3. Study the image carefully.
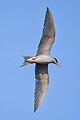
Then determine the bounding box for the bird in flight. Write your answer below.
[21,7,60,112]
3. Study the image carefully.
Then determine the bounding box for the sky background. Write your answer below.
[0,0,80,120]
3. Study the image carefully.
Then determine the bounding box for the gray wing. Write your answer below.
[36,7,55,55]
[34,64,49,112]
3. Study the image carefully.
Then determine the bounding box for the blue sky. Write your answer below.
[0,0,80,120]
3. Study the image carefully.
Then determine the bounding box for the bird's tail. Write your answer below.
[20,56,32,67]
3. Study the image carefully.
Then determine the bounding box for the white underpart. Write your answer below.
[27,55,53,64]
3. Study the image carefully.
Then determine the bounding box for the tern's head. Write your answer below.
[52,57,60,67]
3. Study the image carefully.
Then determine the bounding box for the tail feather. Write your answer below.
[20,56,32,67]
[20,62,31,67]
[22,56,32,59]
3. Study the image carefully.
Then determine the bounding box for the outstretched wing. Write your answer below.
[36,7,55,55]
[34,64,49,112]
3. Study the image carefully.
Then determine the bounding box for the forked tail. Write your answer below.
[20,56,32,67]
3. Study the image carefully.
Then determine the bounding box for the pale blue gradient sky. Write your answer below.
[0,0,80,120]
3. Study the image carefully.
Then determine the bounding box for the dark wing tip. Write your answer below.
[47,7,49,11]
[34,105,37,112]
[46,7,51,14]
[34,108,36,112]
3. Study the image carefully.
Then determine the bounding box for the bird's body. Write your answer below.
[26,55,53,64]
[21,7,60,112]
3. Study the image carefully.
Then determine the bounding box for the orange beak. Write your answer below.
[56,62,61,67]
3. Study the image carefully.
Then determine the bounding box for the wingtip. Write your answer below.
[34,106,37,112]
[47,7,49,10]
[46,7,52,17]
[34,109,36,113]
[46,7,50,12]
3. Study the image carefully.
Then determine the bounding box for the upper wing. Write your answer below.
[36,7,55,55]
[34,64,49,112]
